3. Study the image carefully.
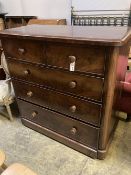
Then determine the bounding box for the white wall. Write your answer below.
[72,0,131,16]
[72,0,131,10]
[0,0,71,23]
[0,0,130,23]
[0,0,23,15]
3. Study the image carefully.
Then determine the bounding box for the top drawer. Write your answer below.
[2,38,45,63]
[46,42,105,75]
[2,39,106,75]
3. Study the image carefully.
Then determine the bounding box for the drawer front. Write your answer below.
[2,38,45,63]
[46,42,105,75]
[13,80,102,126]
[17,99,99,149]
[8,59,103,101]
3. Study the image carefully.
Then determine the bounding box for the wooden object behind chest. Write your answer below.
[0,25,130,159]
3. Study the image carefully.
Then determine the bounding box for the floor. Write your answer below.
[0,106,131,175]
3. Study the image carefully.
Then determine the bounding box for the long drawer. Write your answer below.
[2,38,45,63]
[46,42,105,75]
[17,99,99,149]
[13,79,102,126]
[7,59,104,102]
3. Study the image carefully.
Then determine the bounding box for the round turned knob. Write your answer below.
[18,48,25,55]
[24,69,30,75]
[69,81,77,89]
[27,91,33,97]
[31,111,38,118]
[69,56,76,63]
[70,105,76,113]
[70,127,77,135]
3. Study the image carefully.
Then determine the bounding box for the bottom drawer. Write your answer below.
[17,99,99,149]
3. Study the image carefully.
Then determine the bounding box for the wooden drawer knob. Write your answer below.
[31,111,38,118]
[24,69,30,75]
[69,56,76,63]
[18,48,25,55]
[70,127,77,135]
[27,91,33,97]
[70,105,76,113]
[69,81,77,88]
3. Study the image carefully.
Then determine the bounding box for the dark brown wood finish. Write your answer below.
[46,42,105,75]
[5,16,37,29]
[3,38,106,75]
[0,25,130,159]
[22,118,98,158]
[18,99,99,149]
[99,43,130,153]
[7,59,104,102]
[0,25,130,46]
[2,38,45,63]
[12,79,102,126]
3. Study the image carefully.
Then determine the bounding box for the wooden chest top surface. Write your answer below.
[0,25,130,46]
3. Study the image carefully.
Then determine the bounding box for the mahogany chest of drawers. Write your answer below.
[0,25,130,159]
